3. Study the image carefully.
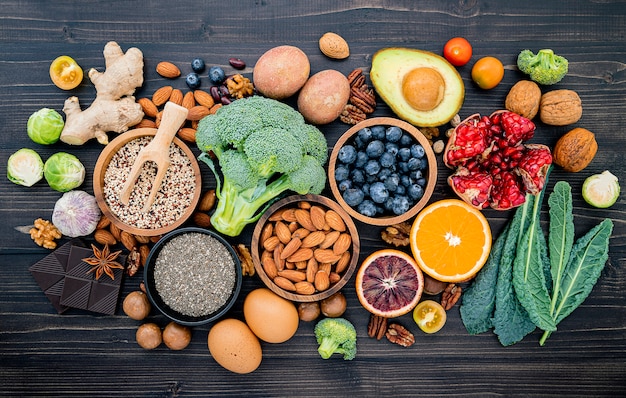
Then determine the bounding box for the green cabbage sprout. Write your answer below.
[27,108,65,145]
[7,148,44,187]
[44,152,85,192]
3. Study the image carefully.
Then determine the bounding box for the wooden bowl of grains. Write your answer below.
[93,128,202,236]
[143,227,243,326]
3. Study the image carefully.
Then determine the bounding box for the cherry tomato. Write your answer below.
[413,300,447,334]
[49,55,83,90]
[443,37,472,67]
[471,56,504,89]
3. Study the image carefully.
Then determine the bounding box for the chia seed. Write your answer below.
[103,136,196,230]
[153,232,236,317]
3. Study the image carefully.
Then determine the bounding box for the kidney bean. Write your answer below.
[229,58,246,70]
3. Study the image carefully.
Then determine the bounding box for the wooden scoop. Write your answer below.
[119,101,189,212]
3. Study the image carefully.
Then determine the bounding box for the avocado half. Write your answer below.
[370,47,465,127]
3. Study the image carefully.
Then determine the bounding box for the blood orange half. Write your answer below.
[355,249,424,318]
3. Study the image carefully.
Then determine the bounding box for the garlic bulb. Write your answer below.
[52,190,101,237]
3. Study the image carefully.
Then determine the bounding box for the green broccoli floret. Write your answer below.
[195,96,329,237]
[517,49,568,85]
[314,318,357,361]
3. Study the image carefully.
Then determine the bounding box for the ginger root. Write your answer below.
[60,41,145,145]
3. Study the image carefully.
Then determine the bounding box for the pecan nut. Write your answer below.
[367,313,388,340]
[440,283,462,310]
[385,323,415,347]
[339,104,367,125]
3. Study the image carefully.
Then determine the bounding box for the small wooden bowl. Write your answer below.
[93,128,202,237]
[328,117,437,226]
[251,194,360,302]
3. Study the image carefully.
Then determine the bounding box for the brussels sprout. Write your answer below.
[582,170,620,208]
[27,108,65,145]
[44,152,85,192]
[7,148,44,187]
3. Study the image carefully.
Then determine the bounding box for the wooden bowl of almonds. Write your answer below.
[93,128,202,237]
[251,194,360,302]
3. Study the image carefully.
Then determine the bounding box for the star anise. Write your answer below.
[83,244,124,280]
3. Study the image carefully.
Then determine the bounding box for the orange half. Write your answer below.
[410,199,491,282]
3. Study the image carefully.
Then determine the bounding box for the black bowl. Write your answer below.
[143,227,242,326]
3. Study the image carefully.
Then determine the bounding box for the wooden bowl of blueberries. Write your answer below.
[328,117,437,226]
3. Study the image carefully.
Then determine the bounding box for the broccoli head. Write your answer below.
[314,317,357,360]
[517,49,568,85]
[195,96,329,237]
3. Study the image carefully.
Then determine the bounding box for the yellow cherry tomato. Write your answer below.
[49,55,83,90]
[413,300,447,334]
[471,56,504,89]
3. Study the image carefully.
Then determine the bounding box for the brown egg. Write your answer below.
[243,288,299,343]
[208,318,262,374]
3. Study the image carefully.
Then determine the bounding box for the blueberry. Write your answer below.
[343,188,365,207]
[362,183,370,196]
[369,182,389,204]
[385,142,399,156]
[355,151,369,168]
[208,66,226,85]
[386,126,403,142]
[395,184,406,196]
[185,73,201,89]
[334,165,350,182]
[357,200,378,217]
[366,173,379,184]
[350,168,365,185]
[337,145,357,164]
[371,125,386,140]
[416,177,427,187]
[391,196,411,215]
[400,174,412,187]
[410,144,426,158]
[383,173,400,192]
[398,161,409,173]
[191,58,206,73]
[410,170,423,181]
[338,179,352,192]
[378,167,392,181]
[408,184,424,200]
[399,134,414,147]
[398,147,411,162]
[380,151,396,168]
[419,157,429,170]
[407,157,421,171]
[357,127,373,143]
[366,140,385,158]
[364,159,381,176]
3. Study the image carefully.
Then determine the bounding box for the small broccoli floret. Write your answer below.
[517,49,568,85]
[195,96,328,237]
[314,318,357,360]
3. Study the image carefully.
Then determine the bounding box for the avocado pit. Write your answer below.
[402,67,445,112]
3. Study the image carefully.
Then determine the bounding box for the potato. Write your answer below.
[253,45,310,100]
[297,69,350,125]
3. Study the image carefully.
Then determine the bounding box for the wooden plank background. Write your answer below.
[1,1,625,396]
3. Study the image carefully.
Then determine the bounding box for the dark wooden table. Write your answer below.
[1,1,625,397]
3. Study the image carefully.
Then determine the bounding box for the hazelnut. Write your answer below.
[320,291,347,318]
[297,301,321,322]
[162,322,192,350]
[136,323,162,350]
[122,291,151,320]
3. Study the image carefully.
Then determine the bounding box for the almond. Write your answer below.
[209,103,222,115]
[197,190,216,212]
[301,230,326,248]
[314,248,342,264]
[294,260,308,270]
[187,105,210,121]
[335,251,351,274]
[94,229,116,246]
[329,272,341,284]
[278,269,307,282]
[318,262,332,274]
[180,91,194,109]
[314,270,331,291]
[269,209,286,222]
[294,281,316,295]
[280,237,302,260]
[273,244,285,271]
[306,257,318,283]
[333,233,352,255]
[152,86,173,106]
[260,223,274,245]
[139,244,151,266]
[319,32,350,60]
[273,276,296,291]
[156,61,181,78]
[295,209,316,231]
[309,206,327,230]
[95,215,111,230]
[273,221,291,244]
[177,127,196,143]
[319,230,340,249]
[291,227,310,239]
[135,235,151,244]
[135,118,157,129]
[192,212,212,228]
[137,97,158,118]
[325,210,346,232]
[169,89,184,105]
[109,223,122,241]
[281,208,297,223]
[262,256,278,279]
[120,231,138,251]
[263,235,280,251]
[193,90,215,108]
[286,247,314,263]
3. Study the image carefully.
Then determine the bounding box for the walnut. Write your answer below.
[539,89,582,126]
[29,218,62,249]
[553,127,598,172]
[381,221,412,247]
[505,80,542,119]
[367,313,388,340]
[226,74,254,99]
[385,323,415,347]
[234,243,255,277]
[440,283,462,310]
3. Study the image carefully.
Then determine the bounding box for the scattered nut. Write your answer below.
[505,80,542,119]
[367,313,388,340]
[29,218,62,249]
[385,323,415,347]
[539,89,583,126]
[319,32,350,59]
[553,127,598,172]
[156,61,181,79]
[123,291,151,320]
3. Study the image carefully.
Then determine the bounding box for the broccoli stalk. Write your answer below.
[517,49,569,85]
[314,317,357,360]
[195,96,328,237]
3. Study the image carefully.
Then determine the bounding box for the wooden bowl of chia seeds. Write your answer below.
[93,128,202,237]
[143,227,242,326]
